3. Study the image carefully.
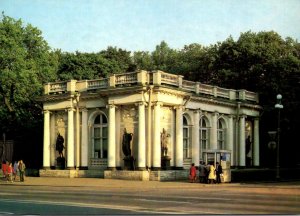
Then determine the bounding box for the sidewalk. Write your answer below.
[1,176,300,189]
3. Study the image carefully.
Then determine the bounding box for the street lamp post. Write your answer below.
[275,94,283,180]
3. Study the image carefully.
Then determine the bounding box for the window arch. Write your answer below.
[183,115,191,159]
[199,116,209,151]
[92,113,108,159]
[217,118,226,150]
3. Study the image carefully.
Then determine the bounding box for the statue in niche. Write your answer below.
[56,133,65,157]
[161,128,170,157]
[122,128,133,157]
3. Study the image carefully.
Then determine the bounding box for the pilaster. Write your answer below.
[192,110,200,165]
[253,117,260,166]
[239,115,246,166]
[43,110,51,168]
[175,105,183,168]
[81,108,88,168]
[67,107,75,169]
[227,115,234,165]
[136,102,146,169]
[107,104,116,169]
[153,102,162,169]
[210,112,218,150]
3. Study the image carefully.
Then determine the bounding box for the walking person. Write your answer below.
[2,160,7,180]
[216,162,223,184]
[198,161,206,183]
[189,163,197,183]
[13,161,19,181]
[7,162,13,182]
[208,162,216,184]
[18,160,26,182]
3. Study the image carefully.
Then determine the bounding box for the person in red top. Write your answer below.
[7,162,13,182]
[189,163,197,183]
[2,160,7,180]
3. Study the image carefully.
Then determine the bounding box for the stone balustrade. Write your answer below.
[44,70,259,103]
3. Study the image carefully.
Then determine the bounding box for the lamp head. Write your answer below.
[276,94,282,100]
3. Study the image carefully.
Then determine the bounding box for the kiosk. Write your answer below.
[202,150,231,183]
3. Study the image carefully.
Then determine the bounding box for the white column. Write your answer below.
[210,112,218,150]
[192,110,200,165]
[253,118,260,166]
[50,113,56,167]
[137,102,146,169]
[43,110,51,168]
[67,108,75,169]
[227,115,234,165]
[81,108,88,168]
[175,106,183,168]
[153,102,161,169]
[239,115,246,166]
[108,104,116,169]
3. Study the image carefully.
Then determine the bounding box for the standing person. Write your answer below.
[13,161,19,181]
[18,160,26,182]
[7,162,13,182]
[198,161,206,183]
[189,163,197,183]
[216,162,223,184]
[2,160,7,180]
[208,162,216,184]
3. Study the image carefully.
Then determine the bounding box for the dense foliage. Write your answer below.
[0,14,299,167]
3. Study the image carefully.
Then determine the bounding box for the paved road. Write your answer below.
[0,177,299,214]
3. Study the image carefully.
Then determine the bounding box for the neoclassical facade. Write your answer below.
[41,70,261,178]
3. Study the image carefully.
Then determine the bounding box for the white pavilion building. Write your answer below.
[40,70,261,181]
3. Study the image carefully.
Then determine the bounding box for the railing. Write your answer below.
[245,90,258,102]
[217,87,230,99]
[87,78,109,90]
[182,80,195,91]
[45,70,259,102]
[49,82,67,93]
[199,83,214,96]
[161,72,178,86]
[115,72,137,86]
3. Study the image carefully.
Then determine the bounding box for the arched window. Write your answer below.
[199,117,209,151]
[183,116,191,159]
[217,119,225,150]
[92,114,108,159]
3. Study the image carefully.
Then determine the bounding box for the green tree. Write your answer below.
[100,46,136,73]
[0,13,58,133]
[56,51,122,80]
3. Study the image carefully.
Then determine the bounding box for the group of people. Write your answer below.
[189,161,223,184]
[1,159,26,182]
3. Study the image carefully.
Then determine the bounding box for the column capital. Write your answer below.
[106,104,117,109]
[67,107,75,112]
[174,105,184,110]
[81,107,88,112]
[240,114,247,119]
[135,101,146,107]
[212,111,219,116]
[154,101,163,107]
[43,110,51,114]
[228,114,235,119]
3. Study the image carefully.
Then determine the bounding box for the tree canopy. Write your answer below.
[0,13,58,133]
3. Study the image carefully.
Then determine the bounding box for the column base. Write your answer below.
[107,167,117,171]
[173,167,183,170]
[151,167,161,171]
[79,166,88,170]
[42,166,51,170]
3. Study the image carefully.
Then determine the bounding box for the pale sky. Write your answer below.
[1,0,300,52]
